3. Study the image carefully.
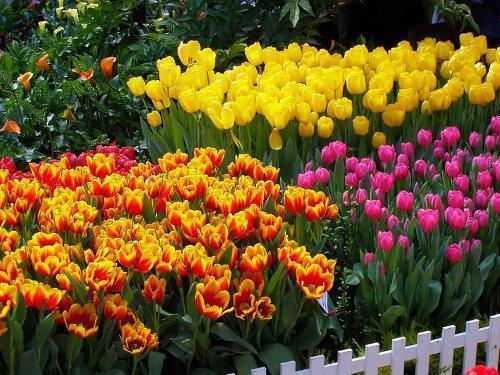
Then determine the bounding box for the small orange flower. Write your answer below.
[0,256,22,284]
[239,244,272,273]
[194,148,224,168]
[204,264,232,290]
[17,72,33,90]
[176,243,213,278]
[30,162,62,187]
[278,243,310,276]
[0,228,19,252]
[117,241,159,274]
[86,153,115,179]
[254,297,275,320]
[123,188,144,216]
[36,54,50,71]
[103,294,134,325]
[304,190,329,221]
[142,275,166,304]
[227,209,256,239]
[121,321,158,355]
[195,280,233,320]
[198,223,228,252]
[284,187,306,214]
[21,281,65,311]
[180,210,206,243]
[1,120,21,134]
[158,151,189,172]
[155,244,180,274]
[258,212,283,242]
[233,279,256,320]
[295,263,334,300]
[84,260,126,293]
[56,262,83,291]
[325,204,339,220]
[63,303,98,339]
[73,67,94,81]
[100,56,116,79]
[0,283,17,319]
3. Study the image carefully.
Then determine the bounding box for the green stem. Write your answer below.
[131,355,139,375]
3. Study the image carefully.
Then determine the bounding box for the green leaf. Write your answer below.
[289,1,300,27]
[298,0,313,14]
[258,343,296,375]
[279,1,294,21]
[346,272,360,286]
[19,350,43,375]
[12,291,26,325]
[264,262,285,296]
[148,351,165,375]
[210,323,257,354]
[380,305,405,331]
[33,313,55,349]
[233,352,258,375]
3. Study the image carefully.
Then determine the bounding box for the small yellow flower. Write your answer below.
[147,111,162,127]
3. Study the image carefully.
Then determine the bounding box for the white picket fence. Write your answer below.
[238,314,500,375]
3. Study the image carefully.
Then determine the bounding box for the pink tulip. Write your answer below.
[394,163,410,180]
[445,207,467,230]
[397,235,410,251]
[445,160,460,178]
[346,157,359,172]
[397,154,409,166]
[305,161,313,172]
[365,199,383,221]
[297,171,317,189]
[466,218,479,235]
[315,167,330,184]
[377,231,394,252]
[447,190,464,208]
[445,243,463,263]
[345,173,359,187]
[473,156,489,171]
[475,190,489,209]
[454,174,470,193]
[414,160,427,177]
[490,115,500,134]
[342,191,351,205]
[378,145,396,165]
[355,162,369,180]
[387,214,400,229]
[321,146,335,165]
[363,252,376,265]
[371,172,394,193]
[401,142,414,158]
[493,160,500,181]
[490,193,500,214]
[440,126,460,148]
[417,209,440,233]
[355,188,368,205]
[477,171,492,189]
[474,210,489,228]
[425,194,445,211]
[469,132,481,149]
[396,190,414,212]
[471,239,481,252]
[360,158,377,173]
[433,146,445,160]
[375,188,385,202]
[417,129,432,147]
[329,141,347,160]
[459,239,470,254]
[484,135,496,151]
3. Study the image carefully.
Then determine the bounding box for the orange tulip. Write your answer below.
[123,188,144,216]
[86,153,115,179]
[304,190,329,221]
[158,150,189,172]
[30,243,70,277]
[142,275,166,304]
[284,187,306,214]
[155,244,180,274]
[36,54,50,71]
[0,256,23,284]
[295,263,334,300]
[1,120,21,134]
[21,281,65,311]
[121,321,158,355]
[116,241,159,274]
[103,294,135,325]
[176,243,213,278]
[63,303,98,339]
[203,264,232,290]
[84,260,126,293]
[194,147,225,168]
[0,283,17,319]
[56,262,82,291]
[325,204,339,220]
[0,228,19,253]
[227,208,256,239]
[29,162,62,187]
[254,297,275,320]
[195,279,233,320]
[233,279,256,320]
[180,210,206,243]
[100,56,116,79]
[258,212,283,242]
[278,243,310,276]
[198,223,228,252]
[17,72,33,90]
[239,244,272,273]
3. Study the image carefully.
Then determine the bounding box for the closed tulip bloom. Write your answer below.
[298,121,315,137]
[417,209,440,233]
[310,93,327,113]
[147,111,162,127]
[178,40,201,66]
[327,97,352,120]
[417,129,432,147]
[178,88,199,113]
[364,199,382,221]
[468,82,495,105]
[196,48,216,71]
[127,77,146,96]
[17,72,33,90]
[100,57,116,79]
[245,42,263,65]
[378,145,396,165]
[346,68,366,94]
[1,120,21,134]
[396,190,414,212]
[363,88,387,113]
[352,115,369,136]
[372,132,386,148]
[195,280,233,320]
[445,243,463,263]
[382,102,405,127]
[317,116,334,138]
[377,231,394,252]
[142,275,166,304]
[145,80,168,102]
[123,188,144,216]
[269,128,283,150]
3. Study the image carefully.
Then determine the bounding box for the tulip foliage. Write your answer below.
[0,147,340,374]
[298,116,500,333]
[132,34,500,179]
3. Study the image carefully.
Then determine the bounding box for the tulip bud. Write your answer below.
[371,132,386,148]
[352,115,369,136]
[317,116,334,138]
[147,111,162,127]
[127,77,146,96]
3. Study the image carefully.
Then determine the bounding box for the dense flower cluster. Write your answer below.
[129,34,499,154]
[0,146,338,366]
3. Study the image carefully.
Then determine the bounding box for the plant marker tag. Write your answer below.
[317,292,329,314]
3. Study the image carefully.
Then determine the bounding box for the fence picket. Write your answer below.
[309,355,325,375]
[415,331,432,375]
[337,349,353,375]
[390,337,406,375]
[485,314,500,367]
[439,325,457,375]
[228,315,500,375]
[364,343,379,375]
[462,319,480,374]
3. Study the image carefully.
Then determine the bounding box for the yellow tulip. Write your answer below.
[269,128,283,150]
[436,41,454,60]
[468,82,495,105]
[287,43,303,63]
[327,97,352,120]
[245,42,263,66]
[158,63,180,87]
[459,32,474,47]
[310,93,327,113]
[178,88,199,113]
[65,8,79,23]
[309,111,319,124]
[417,52,436,72]
[486,62,500,89]
[485,48,497,65]
[145,80,168,102]
[301,51,317,67]
[372,132,386,148]
[382,102,405,127]
[209,103,235,130]
[363,88,387,113]
[196,48,216,71]
[440,60,451,80]
[296,102,311,122]
[444,77,464,99]
[178,40,201,66]
[352,115,370,136]
[346,69,366,94]
[397,88,419,112]
[38,21,48,33]
[421,100,433,115]
[147,111,162,127]
[428,89,452,111]
[368,72,393,93]
[344,44,369,67]
[298,121,315,137]
[127,77,146,96]
[317,116,334,138]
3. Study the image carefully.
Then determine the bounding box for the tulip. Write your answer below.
[345,173,359,187]
[346,68,366,94]
[295,263,334,300]
[269,128,283,150]
[63,303,98,339]
[445,207,467,230]
[297,171,317,189]
[363,252,376,265]
[195,280,233,319]
[346,157,359,172]
[377,231,394,252]
[315,167,330,184]
[468,132,481,149]
[353,115,369,136]
[178,88,199,113]
[417,129,432,147]
[363,88,387,113]
[317,116,334,138]
[445,161,460,178]
[387,214,399,230]
[378,145,395,165]
[382,102,405,127]
[476,171,492,189]
[468,82,495,105]
[445,243,463,263]
[474,210,489,228]
[355,188,367,205]
[371,172,394,193]
[371,132,386,148]
[484,135,497,150]
[147,111,162,127]
[394,163,409,180]
[490,115,500,135]
[364,199,382,221]
[36,54,49,71]
[417,209,440,233]
[440,126,461,148]
[454,175,470,193]
[245,42,263,66]
[127,77,146,96]
[398,235,410,251]
[121,322,158,355]
[142,275,166,304]
[178,40,201,66]
[447,190,464,208]
[100,57,116,79]
[396,191,414,212]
